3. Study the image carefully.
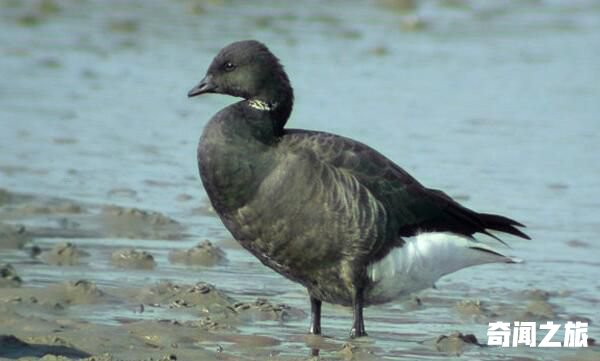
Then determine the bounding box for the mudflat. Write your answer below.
[1,0,599,359]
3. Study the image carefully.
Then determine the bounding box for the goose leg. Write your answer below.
[309,296,322,335]
[350,286,367,338]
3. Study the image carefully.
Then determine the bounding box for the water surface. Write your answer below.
[1,1,599,360]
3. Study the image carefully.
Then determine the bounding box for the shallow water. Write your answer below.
[1,0,599,360]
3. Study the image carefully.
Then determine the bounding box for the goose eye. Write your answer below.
[224,62,236,71]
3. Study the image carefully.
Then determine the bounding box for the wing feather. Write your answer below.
[280,129,529,254]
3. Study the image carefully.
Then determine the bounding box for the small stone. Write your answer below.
[111,249,156,269]
[0,264,22,288]
[434,332,480,355]
[41,241,88,266]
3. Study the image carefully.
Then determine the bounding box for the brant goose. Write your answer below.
[188,40,529,338]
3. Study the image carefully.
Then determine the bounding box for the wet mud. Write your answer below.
[168,240,227,267]
[0,189,597,360]
[1,0,599,360]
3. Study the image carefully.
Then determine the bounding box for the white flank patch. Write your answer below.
[366,232,518,303]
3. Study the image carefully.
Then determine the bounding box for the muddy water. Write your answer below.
[1,0,599,360]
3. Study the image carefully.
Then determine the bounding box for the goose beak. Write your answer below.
[188,74,216,97]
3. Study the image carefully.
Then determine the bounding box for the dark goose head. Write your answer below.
[188,40,294,134]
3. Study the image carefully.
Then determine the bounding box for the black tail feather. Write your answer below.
[478,212,531,240]
[401,188,531,244]
[445,204,510,246]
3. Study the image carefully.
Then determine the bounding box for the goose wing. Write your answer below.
[280,129,529,258]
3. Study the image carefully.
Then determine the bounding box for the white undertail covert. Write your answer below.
[366,232,520,303]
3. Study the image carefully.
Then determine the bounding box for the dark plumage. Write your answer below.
[188,40,529,338]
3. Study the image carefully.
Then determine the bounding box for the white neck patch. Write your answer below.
[248,99,276,111]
